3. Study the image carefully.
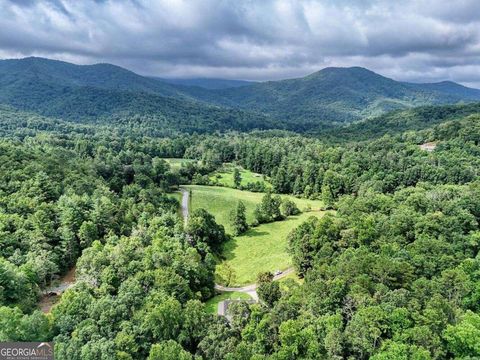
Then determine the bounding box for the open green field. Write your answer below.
[163,158,198,170]
[205,292,251,314]
[219,211,323,285]
[209,163,272,189]
[183,185,324,286]
[183,185,322,234]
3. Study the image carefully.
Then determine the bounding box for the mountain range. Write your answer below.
[180,66,480,125]
[1,57,479,132]
[156,77,255,90]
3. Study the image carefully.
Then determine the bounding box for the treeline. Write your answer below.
[177,113,480,206]
[3,104,480,208]
[43,104,472,207]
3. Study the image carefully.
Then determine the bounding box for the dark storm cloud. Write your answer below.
[0,0,479,87]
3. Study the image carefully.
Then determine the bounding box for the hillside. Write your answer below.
[0,58,279,134]
[1,57,479,131]
[0,57,182,97]
[0,87,279,135]
[325,102,480,142]
[187,67,480,124]
[410,81,480,100]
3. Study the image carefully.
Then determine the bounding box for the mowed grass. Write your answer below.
[205,292,251,314]
[163,158,198,170]
[219,211,323,285]
[183,185,324,286]
[183,185,322,234]
[209,163,272,189]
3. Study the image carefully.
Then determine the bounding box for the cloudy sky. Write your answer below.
[1,0,480,87]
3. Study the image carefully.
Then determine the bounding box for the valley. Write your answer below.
[1,55,480,359]
[4,1,480,358]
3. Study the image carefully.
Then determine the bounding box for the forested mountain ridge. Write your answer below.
[0,58,280,134]
[2,57,480,132]
[0,57,183,97]
[156,77,255,89]
[183,66,480,124]
[411,80,480,100]
[324,102,480,142]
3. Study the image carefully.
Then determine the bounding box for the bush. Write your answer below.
[280,199,300,217]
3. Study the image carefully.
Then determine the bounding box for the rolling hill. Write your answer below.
[1,57,479,131]
[323,102,480,143]
[185,67,480,124]
[0,57,278,133]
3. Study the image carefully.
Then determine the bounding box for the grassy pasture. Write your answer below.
[184,185,324,285]
[209,163,271,189]
[163,158,198,170]
[183,185,322,234]
[218,211,323,285]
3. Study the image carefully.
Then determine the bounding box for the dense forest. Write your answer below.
[0,93,480,359]
[1,56,480,359]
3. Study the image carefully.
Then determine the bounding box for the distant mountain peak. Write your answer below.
[321,66,374,72]
[1,56,479,129]
[313,66,378,75]
[303,66,392,84]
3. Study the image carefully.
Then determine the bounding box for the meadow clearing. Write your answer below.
[183,185,324,285]
[209,163,272,189]
[163,157,198,170]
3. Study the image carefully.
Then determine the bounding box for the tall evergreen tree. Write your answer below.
[233,168,242,188]
[230,201,248,236]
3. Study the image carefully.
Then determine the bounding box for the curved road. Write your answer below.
[180,189,295,302]
[214,268,295,301]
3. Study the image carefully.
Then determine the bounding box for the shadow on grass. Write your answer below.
[243,228,270,237]
[219,213,315,263]
[221,227,271,261]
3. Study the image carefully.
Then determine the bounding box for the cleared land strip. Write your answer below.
[214,267,295,301]
[181,186,299,302]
